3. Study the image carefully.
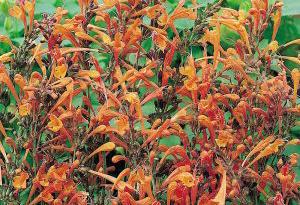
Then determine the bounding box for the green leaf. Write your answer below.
[258,39,269,50]
[284,145,300,181]
[55,0,64,7]
[35,0,56,15]
[0,104,5,112]
[191,46,203,59]
[290,125,300,137]
[159,135,181,147]
[142,16,151,25]
[4,17,13,31]
[128,53,136,65]
[72,92,83,108]
[64,1,80,15]
[142,37,153,52]
[115,147,125,155]
[142,101,156,115]
[197,0,215,5]
[0,0,10,15]
[220,25,240,49]
[20,187,31,205]
[282,0,300,16]
[174,18,195,30]
[184,125,195,142]
[89,90,100,108]
[55,152,72,163]
[226,0,243,10]
[239,0,251,12]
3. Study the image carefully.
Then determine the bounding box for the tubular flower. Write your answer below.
[19,103,31,116]
[215,130,234,148]
[179,56,198,91]
[13,171,29,190]
[54,64,68,79]
[47,114,63,132]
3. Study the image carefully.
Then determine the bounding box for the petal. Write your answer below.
[54,64,67,79]
[211,162,226,205]
[47,114,63,132]
[83,142,115,163]
[13,172,29,190]
[19,103,31,116]
[242,135,275,167]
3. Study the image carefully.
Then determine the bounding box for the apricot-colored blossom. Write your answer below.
[13,171,29,190]
[180,56,198,91]
[54,64,67,79]
[19,103,31,116]
[216,130,234,148]
[47,114,63,132]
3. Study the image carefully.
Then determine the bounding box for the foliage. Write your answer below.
[0,0,299,204]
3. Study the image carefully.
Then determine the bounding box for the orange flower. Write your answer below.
[158,0,196,38]
[210,161,226,205]
[1,0,299,204]
[198,115,215,141]
[103,0,118,8]
[88,169,135,192]
[39,190,54,203]
[14,74,27,90]
[0,63,21,105]
[115,116,130,136]
[83,142,115,163]
[47,164,69,181]
[9,5,22,19]
[0,52,13,63]
[246,139,285,168]
[167,181,178,205]
[9,4,28,34]
[13,171,29,190]
[75,31,102,46]
[215,130,234,148]
[53,199,63,205]
[19,103,31,116]
[291,69,300,105]
[123,92,144,131]
[24,0,35,33]
[271,2,283,41]
[47,114,63,132]
[179,56,198,91]
[60,179,76,197]
[38,173,49,187]
[89,25,112,45]
[78,70,100,79]
[289,154,299,166]
[54,64,68,79]
[112,155,129,163]
[201,25,220,71]
[162,165,191,188]
[111,168,131,191]
[153,31,168,51]
[172,172,195,187]
[54,7,68,23]
[242,135,275,167]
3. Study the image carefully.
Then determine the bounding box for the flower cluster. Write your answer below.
[0,0,299,204]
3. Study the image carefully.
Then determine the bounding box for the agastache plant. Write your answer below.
[0,0,299,204]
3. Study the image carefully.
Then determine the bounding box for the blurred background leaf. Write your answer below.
[283,0,300,16]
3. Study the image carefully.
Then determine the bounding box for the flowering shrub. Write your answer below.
[0,0,299,204]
